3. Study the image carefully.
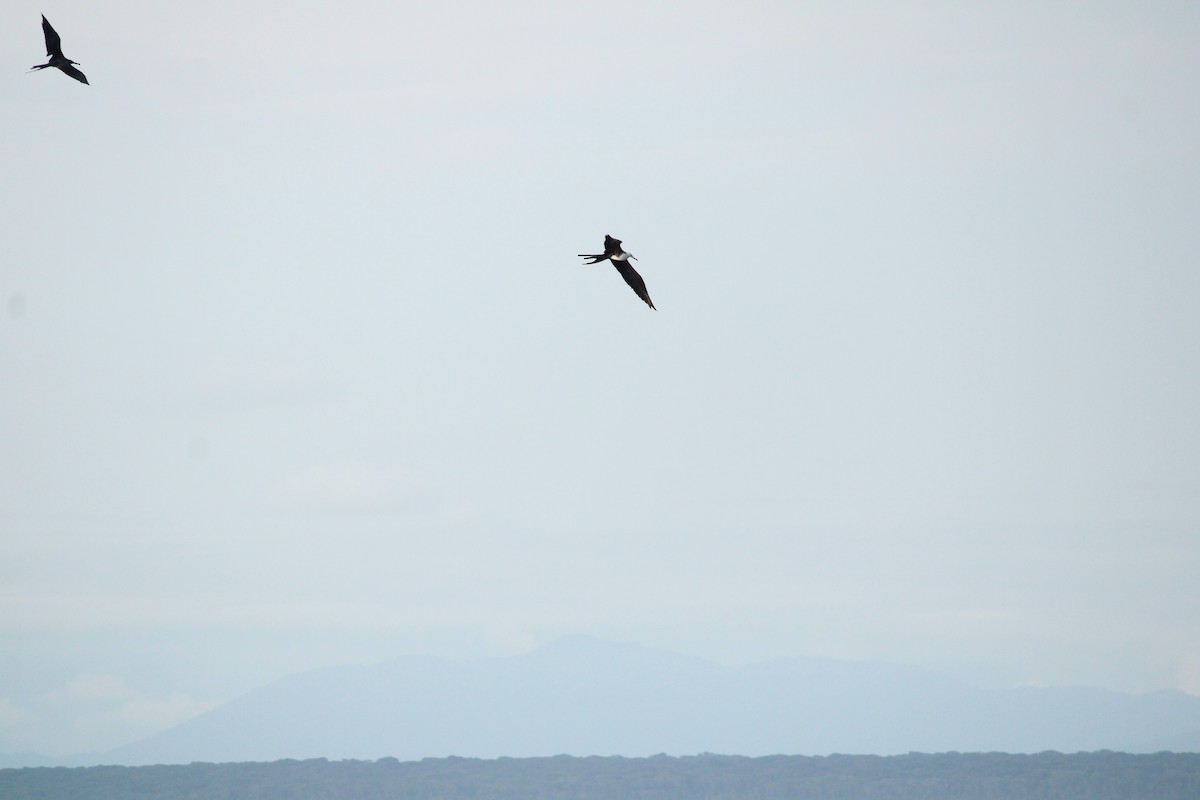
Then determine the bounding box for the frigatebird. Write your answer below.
[30,15,89,85]
[578,235,656,310]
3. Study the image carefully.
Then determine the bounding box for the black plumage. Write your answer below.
[30,16,88,85]
[578,235,656,310]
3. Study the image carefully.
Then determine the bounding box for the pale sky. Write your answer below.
[3,1,1200,758]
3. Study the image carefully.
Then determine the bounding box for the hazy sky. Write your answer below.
[3,1,1200,758]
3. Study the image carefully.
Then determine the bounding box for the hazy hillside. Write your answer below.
[90,638,1200,766]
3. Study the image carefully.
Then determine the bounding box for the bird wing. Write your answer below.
[613,260,656,310]
[41,16,64,59]
[603,235,623,257]
[58,63,89,85]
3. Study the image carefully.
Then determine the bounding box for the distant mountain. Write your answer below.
[0,752,61,770]
[1136,728,1200,753]
[97,637,1200,766]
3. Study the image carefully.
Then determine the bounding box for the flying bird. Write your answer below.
[578,235,656,310]
[30,15,89,85]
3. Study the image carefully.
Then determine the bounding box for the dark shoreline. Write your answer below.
[3,750,1200,799]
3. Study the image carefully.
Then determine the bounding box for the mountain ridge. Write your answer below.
[23,637,1200,766]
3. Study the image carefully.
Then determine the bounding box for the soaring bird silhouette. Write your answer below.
[30,15,88,85]
[578,235,656,310]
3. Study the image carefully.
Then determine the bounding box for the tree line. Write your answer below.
[2,750,1199,799]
